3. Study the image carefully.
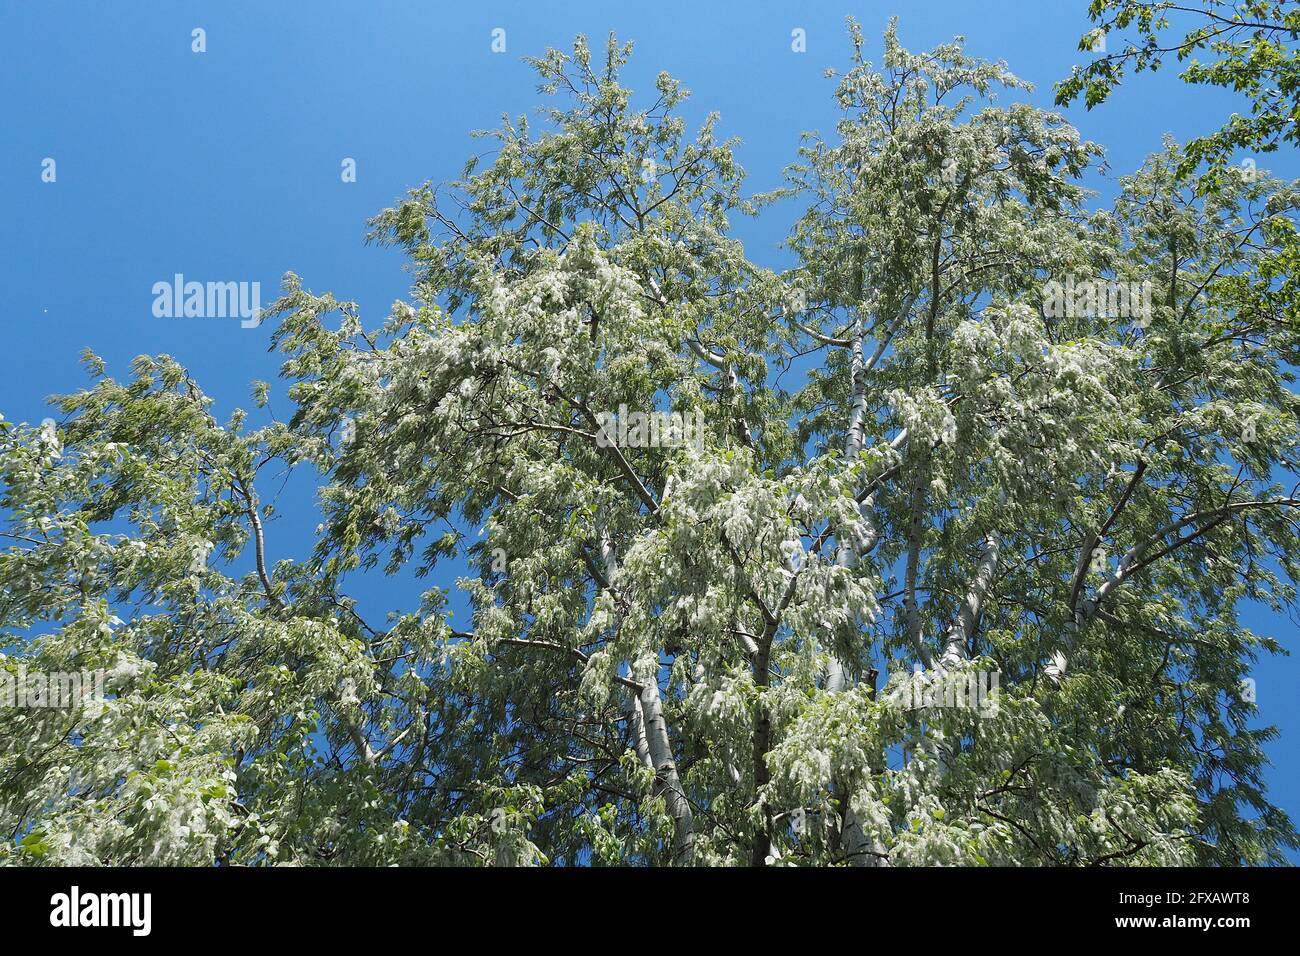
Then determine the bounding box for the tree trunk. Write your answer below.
[638,673,695,865]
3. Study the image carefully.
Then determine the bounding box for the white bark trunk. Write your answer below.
[940,534,1000,664]
[830,300,914,864]
[638,674,695,864]
[629,692,654,770]
[600,526,694,863]
[902,465,928,663]
[830,319,877,864]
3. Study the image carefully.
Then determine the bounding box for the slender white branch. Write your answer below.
[791,317,852,348]
[687,336,728,370]
[1068,498,1300,648]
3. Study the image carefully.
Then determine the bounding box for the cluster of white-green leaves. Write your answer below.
[3,22,1299,865]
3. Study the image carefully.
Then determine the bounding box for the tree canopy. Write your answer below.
[1057,1,1300,186]
[3,22,1299,866]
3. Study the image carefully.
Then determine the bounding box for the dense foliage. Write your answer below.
[3,23,1299,865]
[1057,1,1300,185]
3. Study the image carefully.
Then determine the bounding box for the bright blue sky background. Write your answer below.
[2,0,1297,861]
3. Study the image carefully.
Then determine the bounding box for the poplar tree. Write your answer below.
[3,24,1298,866]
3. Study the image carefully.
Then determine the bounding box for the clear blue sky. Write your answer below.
[2,0,1296,861]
